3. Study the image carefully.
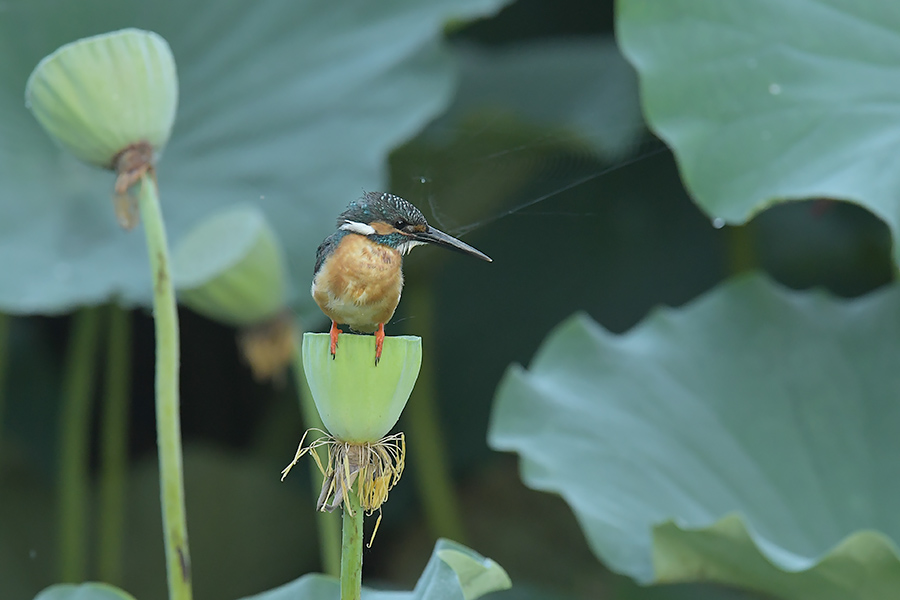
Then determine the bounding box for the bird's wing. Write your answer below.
[314,231,342,275]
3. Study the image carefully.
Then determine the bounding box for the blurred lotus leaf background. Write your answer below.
[1,0,898,599]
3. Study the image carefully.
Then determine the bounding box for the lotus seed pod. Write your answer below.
[302,333,421,443]
[173,206,288,327]
[25,28,177,168]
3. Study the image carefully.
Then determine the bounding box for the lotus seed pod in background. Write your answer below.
[174,206,293,381]
[25,28,177,168]
[173,206,289,327]
[302,333,422,443]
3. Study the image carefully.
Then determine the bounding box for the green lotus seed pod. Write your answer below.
[302,333,421,443]
[173,206,288,327]
[25,28,177,168]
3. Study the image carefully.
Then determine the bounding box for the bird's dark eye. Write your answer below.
[393,219,408,230]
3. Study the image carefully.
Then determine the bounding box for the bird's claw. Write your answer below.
[374,323,385,367]
[329,321,340,359]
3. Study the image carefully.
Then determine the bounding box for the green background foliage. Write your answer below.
[2,0,897,599]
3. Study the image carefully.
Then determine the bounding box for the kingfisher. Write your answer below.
[312,191,491,364]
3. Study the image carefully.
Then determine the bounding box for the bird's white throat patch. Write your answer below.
[340,220,376,235]
[397,240,426,255]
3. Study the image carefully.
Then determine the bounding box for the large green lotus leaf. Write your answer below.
[0,0,507,315]
[613,578,762,600]
[616,0,900,264]
[33,583,135,600]
[489,274,900,598]
[653,516,900,599]
[239,538,510,600]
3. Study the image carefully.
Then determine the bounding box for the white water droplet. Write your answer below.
[419,176,427,184]
[259,195,265,200]
[712,217,725,229]
[768,83,782,95]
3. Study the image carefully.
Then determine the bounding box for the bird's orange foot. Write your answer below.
[329,321,340,359]
[375,323,385,366]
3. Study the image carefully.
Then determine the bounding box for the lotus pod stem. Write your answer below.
[341,483,364,600]
[137,173,192,600]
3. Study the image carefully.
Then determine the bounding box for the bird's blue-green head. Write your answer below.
[337,191,492,261]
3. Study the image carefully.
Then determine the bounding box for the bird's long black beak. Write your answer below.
[412,226,492,262]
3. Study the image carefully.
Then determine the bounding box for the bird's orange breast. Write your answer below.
[312,234,404,332]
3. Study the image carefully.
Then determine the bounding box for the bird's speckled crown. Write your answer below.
[337,191,426,228]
